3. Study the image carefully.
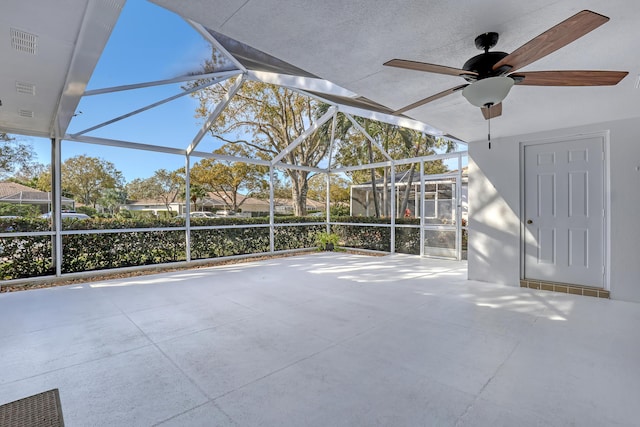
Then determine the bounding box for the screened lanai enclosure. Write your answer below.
[4,2,640,426]
[0,1,468,283]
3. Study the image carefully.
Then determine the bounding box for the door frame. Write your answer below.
[519,131,610,290]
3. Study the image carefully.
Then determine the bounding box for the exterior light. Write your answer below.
[462,76,514,107]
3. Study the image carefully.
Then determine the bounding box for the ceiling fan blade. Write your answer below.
[384,59,477,78]
[513,70,628,86]
[393,84,468,115]
[481,103,502,120]
[493,10,609,73]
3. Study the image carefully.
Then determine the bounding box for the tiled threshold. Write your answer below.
[520,279,610,299]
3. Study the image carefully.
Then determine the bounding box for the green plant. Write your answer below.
[315,231,340,251]
[77,206,97,217]
[0,203,40,217]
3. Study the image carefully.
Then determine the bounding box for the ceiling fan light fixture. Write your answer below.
[462,76,514,107]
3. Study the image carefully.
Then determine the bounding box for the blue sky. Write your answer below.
[30,0,213,181]
[24,0,466,182]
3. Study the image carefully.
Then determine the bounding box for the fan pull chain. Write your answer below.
[487,104,492,149]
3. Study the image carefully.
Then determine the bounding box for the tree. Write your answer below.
[306,174,351,204]
[36,155,124,207]
[98,188,127,215]
[185,183,208,211]
[190,77,332,216]
[10,162,48,189]
[63,155,124,207]
[125,169,183,213]
[125,177,158,201]
[252,175,292,200]
[0,133,35,178]
[333,118,453,217]
[190,144,268,211]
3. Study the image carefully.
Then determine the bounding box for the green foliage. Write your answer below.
[8,163,48,189]
[0,235,53,279]
[330,217,392,252]
[128,210,157,220]
[0,133,35,178]
[99,188,127,215]
[190,77,332,216]
[36,155,125,207]
[125,169,184,213]
[61,230,186,273]
[0,214,459,280]
[328,217,422,253]
[0,217,50,233]
[395,226,420,255]
[0,217,53,280]
[306,174,351,205]
[315,231,340,251]
[274,224,324,251]
[190,144,268,211]
[76,206,97,217]
[0,216,323,279]
[0,203,40,217]
[330,204,350,216]
[191,225,270,259]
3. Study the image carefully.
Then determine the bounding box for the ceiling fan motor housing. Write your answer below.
[462,51,510,82]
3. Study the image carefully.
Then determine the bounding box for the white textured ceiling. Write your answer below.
[0,0,123,138]
[2,1,639,143]
[152,0,640,142]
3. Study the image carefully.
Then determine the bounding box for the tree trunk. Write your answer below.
[400,136,423,216]
[290,170,310,216]
[382,167,388,217]
[367,139,380,217]
[400,164,416,215]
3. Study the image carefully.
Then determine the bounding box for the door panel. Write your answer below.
[524,136,604,287]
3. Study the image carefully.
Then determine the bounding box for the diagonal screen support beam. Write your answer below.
[71,73,238,138]
[186,74,246,155]
[344,113,393,161]
[187,20,248,73]
[83,70,241,96]
[271,106,337,165]
[327,111,338,171]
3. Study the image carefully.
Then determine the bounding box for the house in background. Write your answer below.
[0,181,75,213]
[350,169,468,222]
[122,190,326,217]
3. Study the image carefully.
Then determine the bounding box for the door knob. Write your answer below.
[526,219,533,224]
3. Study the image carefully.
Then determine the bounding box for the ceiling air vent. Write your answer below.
[10,28,38,54]
[18,109,34,118]
[16,81,36,95]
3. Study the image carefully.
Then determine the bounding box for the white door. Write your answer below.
[524,136,605,288]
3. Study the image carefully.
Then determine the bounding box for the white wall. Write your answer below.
[468,117,640,303]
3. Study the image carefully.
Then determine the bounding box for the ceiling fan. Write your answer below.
[384,10,628,120]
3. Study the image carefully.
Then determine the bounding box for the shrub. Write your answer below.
[0,215,461,280]
[0,216,324,279]
[0,203,40,217]
[315,231,340,251]
[76,206,97,217]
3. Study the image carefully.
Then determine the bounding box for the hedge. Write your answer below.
[330,216,465,256]
[0,216,329,280]
[0,216,464,281]
[0,235,53,279]
[330,217,421,252]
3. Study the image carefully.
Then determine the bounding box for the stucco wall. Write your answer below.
[468,117,640,302]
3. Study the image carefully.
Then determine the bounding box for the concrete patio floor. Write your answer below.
[0,253,638,426]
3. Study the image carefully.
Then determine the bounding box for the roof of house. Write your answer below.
[351,168,468,188]
[124,190,322,210]
[0,181,74,203]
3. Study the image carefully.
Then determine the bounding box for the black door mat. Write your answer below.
[0,389,64,427]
